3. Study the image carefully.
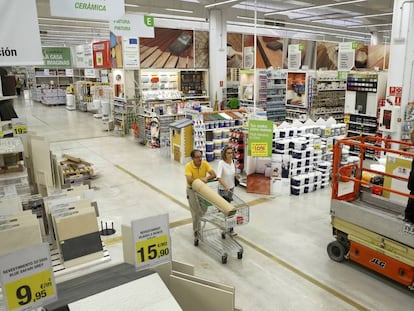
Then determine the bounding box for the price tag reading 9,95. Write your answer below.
[0,243,57,311]
[131,214,172,271]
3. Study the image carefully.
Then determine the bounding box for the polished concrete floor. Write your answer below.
[11,96,414,311]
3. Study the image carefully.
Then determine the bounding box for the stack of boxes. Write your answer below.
[273,123,345,196]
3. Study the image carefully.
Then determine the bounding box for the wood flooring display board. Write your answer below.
[50,199,102,268]
[0,211,42,256]
[30,136,54,196]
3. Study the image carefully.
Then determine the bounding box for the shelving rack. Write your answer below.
[308,71,346,122]
[31,68,73,105]
[113,97,137,136]
[285,71,309,122]
[265,70,287,123]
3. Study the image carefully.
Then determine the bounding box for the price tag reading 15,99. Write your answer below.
[0,243,57,311]
[131,214,172,271]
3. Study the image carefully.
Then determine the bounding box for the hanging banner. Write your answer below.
[248,120,273,157]
[131,214,172,272]
[0,0,43,66]
[123,38,139,69]
[92,41,112,69]
[288,44,301,70]
[50,0,125,20]
[74,44,93,68]
[110,14,155,38]
[41,47,72,68]
[338,42,356,71]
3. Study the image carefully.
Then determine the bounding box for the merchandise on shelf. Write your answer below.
[286,71,309,122]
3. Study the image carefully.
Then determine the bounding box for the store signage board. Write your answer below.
[0,243,57,311]
[131,214,172,272]
[0,0,43,66]
[92,41,112,69]
[110,14,155,38]
[123,38,140,69]
[41,47,72,69]
[50,0,125,20]
[74,45,94,68]
[338,42,355,71]
[288,44,301,70]
[248,120,273,157]
[11,117,28,136]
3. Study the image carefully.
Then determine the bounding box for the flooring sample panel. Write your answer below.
[60,231,103,261]
[54,207,99,240]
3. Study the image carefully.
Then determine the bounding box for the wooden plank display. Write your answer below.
[140,27,194,69]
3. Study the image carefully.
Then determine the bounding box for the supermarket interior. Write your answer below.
[1,0,414,310]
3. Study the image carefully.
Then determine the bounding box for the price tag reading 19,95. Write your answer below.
[0,243,57,311]
[131,214,172,271]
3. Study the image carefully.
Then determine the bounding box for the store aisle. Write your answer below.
[12,97,414,311]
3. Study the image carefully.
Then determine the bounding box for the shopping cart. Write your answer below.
[193,191,250,264]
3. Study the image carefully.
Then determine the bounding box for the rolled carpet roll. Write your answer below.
[192,179,237,216]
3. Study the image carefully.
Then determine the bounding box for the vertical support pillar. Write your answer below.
[208,9,227,110]
[387,0,414,141]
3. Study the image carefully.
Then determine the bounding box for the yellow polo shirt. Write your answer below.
[185,160,213,188]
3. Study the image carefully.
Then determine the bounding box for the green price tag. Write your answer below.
[5,270,54,310]
[13,125,27,135]
[135,234,170,264]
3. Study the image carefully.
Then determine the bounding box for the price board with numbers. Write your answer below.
[0,243,57,311]
[131,214,171,271]
[11,118,28,136]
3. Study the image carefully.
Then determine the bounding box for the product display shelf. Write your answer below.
[285,71,310,122]
[32,68,74,105]
[239,69,255,108]
[346,114,379,159]
[113,97,137,136]
[180,70,208,98]
[226,81,239,100]
[308,72,346,122]
[266,69,287,123]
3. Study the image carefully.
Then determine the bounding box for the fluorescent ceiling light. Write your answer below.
[205,0,238,9]
[264,0,366,17]
[39,23,108,31]
[180,0,199,2]
[38,17,108,25]
[354,12,393,19]
[236,16,371,36]
[151,13,206,22]
[125,4,140,7]
[348,23,393,29]
[165,8,194,14]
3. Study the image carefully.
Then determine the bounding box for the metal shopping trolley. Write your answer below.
[193,191,250,264]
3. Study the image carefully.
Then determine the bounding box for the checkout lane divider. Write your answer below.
[109,164,368,311]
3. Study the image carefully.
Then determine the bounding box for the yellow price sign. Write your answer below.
[13,125,27,135]
[5,269,55,311]
[251,143,268,157]
[135,234,170,264]
[0,130,3,138]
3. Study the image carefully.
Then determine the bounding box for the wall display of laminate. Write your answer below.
[308,71,346,122]
[265,69,287,123]
[32,68,74,105]
[113,97,137,136]
[285,71,311,122]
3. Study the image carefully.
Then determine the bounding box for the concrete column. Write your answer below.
[387,0,414,140]
[208,9,227,110]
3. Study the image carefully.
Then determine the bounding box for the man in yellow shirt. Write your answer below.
[185,149,216,237]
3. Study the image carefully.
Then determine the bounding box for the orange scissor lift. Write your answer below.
[327,135,414,289]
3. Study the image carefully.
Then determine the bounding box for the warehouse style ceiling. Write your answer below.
[36,0,394,47]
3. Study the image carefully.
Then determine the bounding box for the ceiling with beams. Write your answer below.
[36,0,394,47]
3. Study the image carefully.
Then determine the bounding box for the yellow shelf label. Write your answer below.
[135,234,170,264]
[5,269,54,310]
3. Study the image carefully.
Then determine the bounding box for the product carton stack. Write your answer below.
[273,122,345,196]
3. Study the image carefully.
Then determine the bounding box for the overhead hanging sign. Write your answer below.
[123,38,139,69]
[41,47,72,68]
[74,44,94,68]
[92,41,112,69]
[0,0,43,66]
[338,42,356,71]
[288,44,302,70]
[131,214,172,272]
[110,14,155,38]
[50,0,125,20]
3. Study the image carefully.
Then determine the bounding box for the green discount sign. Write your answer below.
[131,214,171,271]
[248,120,273,157]
[0,243,57,311]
